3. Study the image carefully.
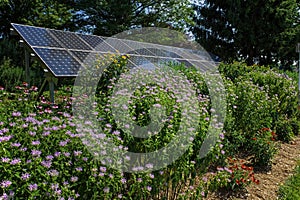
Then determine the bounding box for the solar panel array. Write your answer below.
[11,23,216,77]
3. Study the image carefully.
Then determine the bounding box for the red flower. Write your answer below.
[261,127,270,131]
[252,137,257,140]
[236,179,240,185]
[241,164,247,170]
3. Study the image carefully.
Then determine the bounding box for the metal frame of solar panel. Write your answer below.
[11,23,215,76]
[10,23,216,102]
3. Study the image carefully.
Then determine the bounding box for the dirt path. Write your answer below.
[205,135,300,200]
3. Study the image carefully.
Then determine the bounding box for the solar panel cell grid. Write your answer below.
[12,24,62,48]
[11,23,216,78]
[78,34,105,48]
[33,48,81,76]
[50,30,93,50]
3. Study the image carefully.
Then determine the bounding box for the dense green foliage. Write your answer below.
[0,0,75,38]
[1,0,299,74]
[278,160,300,200]
[0,61,299,199]
[192,0,300,68]
[74,0,194,36]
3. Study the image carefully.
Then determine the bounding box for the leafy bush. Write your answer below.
[278,160,300,200]
[0,60,298,199]
[0,59,25,91]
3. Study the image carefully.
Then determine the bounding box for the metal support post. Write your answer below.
[297,43,300,109]
[45,71,58,104]
[24,49,31,87]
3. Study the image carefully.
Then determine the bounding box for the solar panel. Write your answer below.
[50,30,93,50]
[11,23,217,78]
[33,47,81,77]
[79,34,105,48]
[101,37,135,54]
[11,24,62,48]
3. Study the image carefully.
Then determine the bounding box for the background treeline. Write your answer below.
[0,0,299,89]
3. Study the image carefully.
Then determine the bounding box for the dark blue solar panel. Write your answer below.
[78,34,105,48]
[11,24,62,48]
[121,40,154,56]
[11,23,218,78]
[103,38,135,54]
[79,34,117,53]
[50,30,93,50]
[71,50,105,67]
[33,48,82,77]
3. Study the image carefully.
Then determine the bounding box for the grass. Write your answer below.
[278,160,300,200]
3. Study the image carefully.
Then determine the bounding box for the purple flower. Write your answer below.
[21,173,30,181]
[54,152,61,157]
[29,131,36,136]
[51,183,59,190]
[149,174,154,179]
[2,157,10,163]
[31,140,40,145]
[1,128,9,133]
[10,158,21,165]
[219,133,225,140]
[74,151,82,156]
[28,183,38,191]
[103,187,110,193]
[41,160,52,168]
[121,178,126,184]
[98,172,104,177]
[70,176,78,182]
[43,131,51,136]
[63,152,70,157]
[20,147,27,152]
[47,170,59,177]
[75,167,82,172]
[0,135,13,143]
[146,163,153,169]
[9,122,16,127]
[12,112,21,117]
[146,186,152,191]
[221,150,225,155]
[46,155,54,160]
[31,150,42,157]
[82,157,88,161]
[52,126,59,131]
[100,166,106,172]
[59,140,68,147]
[54,189,62,196]
[1,180,12,188]
[11,143,21,147]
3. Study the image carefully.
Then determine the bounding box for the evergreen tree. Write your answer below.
[75,0,194,36]
[0,0,74,38]
[192,0,300,68]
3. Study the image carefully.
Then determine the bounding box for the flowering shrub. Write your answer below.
[0,60,298,199]
[205,157,259,192]
[247,128,278,167]
[219,62,298,169]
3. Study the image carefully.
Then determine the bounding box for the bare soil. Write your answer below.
[204,135,300,200]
